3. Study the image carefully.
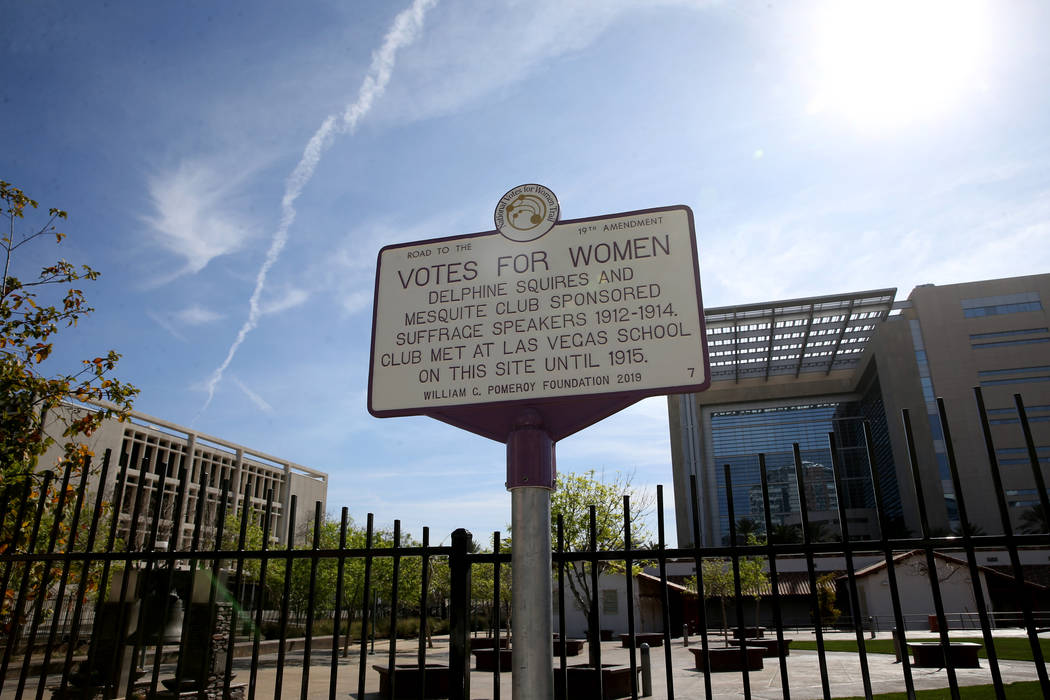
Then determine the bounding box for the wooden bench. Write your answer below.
[689,646,764,672]
[907,642,982,668]
[619,632,664,648]
[372,664,450,699]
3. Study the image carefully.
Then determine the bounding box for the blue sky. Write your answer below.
[4,0,1050,546]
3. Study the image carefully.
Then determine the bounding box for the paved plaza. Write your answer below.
[3,629,1044,699]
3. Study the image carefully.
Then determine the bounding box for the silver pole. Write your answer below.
[511,486,554,700]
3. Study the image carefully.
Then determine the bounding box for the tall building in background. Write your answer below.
[43,405,328,547]
[888,275,1050,534]
[669,274,1050,547]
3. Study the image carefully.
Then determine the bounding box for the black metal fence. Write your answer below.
[1,387,1049,700]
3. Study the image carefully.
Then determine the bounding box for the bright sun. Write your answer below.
[808,0,990,130]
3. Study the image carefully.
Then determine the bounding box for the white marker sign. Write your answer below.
[368,205,709,416]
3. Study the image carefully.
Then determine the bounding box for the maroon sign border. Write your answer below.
[367,204,710,443]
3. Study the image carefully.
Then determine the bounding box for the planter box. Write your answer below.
[472,648,513,672]
[689,646,764,672]
[553,638,585,656]
[731,626,766,640]
[468,636,510,650]
[908,642,982,668]
[554,664,640,700]
[373,664,451,699]
[737,637,792,657]
[618,633,664,648]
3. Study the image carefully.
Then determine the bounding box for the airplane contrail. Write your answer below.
[199,0,438,416]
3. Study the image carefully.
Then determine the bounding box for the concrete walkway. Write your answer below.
[458,629,1043,699]
[3,629,1045,699]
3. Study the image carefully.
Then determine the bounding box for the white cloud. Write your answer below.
[260,287,310,316]
[146,310,187,342]
[143,160,256,278]
[381,0,717,125]
[341,290,372,316]
[198,0,439,416]
[233,377,274,414]
[175,304,226,325]
[318,205,476,318]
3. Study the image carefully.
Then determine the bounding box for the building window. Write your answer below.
[1006,489,1050,509]
[998,446,1050,456]
[961,292,1042,318]
[972,338,1049,349]
[970,327,1048,340]
[963,301,1043,318]
[979,367,1050,378]
[986,406,1050,424]
[980,376,1050,387]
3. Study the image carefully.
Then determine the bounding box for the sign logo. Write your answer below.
[494,184,560,242]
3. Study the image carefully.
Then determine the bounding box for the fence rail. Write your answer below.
[2,388,1050,700]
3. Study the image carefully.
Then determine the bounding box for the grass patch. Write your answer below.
[792,637,1050,663]
[838,680,1044,699]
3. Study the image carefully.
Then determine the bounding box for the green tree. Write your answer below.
[467,540,513,636]
[769,523,802,544]
[260,514,426,637]
[814,572,841,628]
[0,181,137,479]
[548,470,653,625]
[739,535,768,627]
[686,546,767,643]
[732,518,763,545]
[1,181,137,637]
[687,559,733,643]
[805,521,839,543]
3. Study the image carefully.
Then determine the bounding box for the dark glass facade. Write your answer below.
[858,375,904,525]
[710,396,898,544]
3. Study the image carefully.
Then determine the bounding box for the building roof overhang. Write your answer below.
[703,288,897,383]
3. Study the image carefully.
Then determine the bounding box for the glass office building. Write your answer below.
[709,398,899,543]
[669,288,904,547]
[670,275,1050,547]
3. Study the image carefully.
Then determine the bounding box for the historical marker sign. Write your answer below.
[368,202,710,441]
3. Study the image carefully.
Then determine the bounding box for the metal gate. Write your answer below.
[2,387,1048,699]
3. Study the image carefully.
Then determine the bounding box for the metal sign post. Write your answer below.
[368,185,710,698]
[506,409,555,700]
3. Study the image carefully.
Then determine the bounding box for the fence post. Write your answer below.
[640,643,652,697]
[449,528,473,700]
[507,410,556,700]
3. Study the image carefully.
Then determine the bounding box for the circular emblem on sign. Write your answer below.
[494,184,560,242]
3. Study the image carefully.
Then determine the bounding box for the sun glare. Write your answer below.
[808,0,989,130]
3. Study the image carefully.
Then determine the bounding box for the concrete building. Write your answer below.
[669,274,1050,547]
[43,404,328,547]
